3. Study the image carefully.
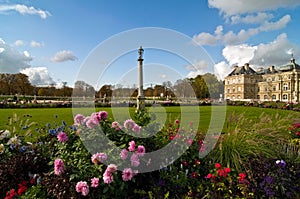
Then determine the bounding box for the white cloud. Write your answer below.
[14,40,24,46]
[208,0,300,16]
[159,74,166,79]
[0,48,4,53]
[0,38,32,73]
[51,50,77,62]
[193,15,290,46]
[0,4,51,19]
[259,15,291,32]
[186,60,211,78]
[222,44,257,66]
[20,67,56,86]
[214,33,300,80]
[230,12,274,24]
[250,33,300,66]
[214,61,232,80]
[30,40,44,47]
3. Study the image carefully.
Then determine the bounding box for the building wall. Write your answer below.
[224,67,300,102]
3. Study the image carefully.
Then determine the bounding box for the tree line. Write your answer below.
[0,73,224,99]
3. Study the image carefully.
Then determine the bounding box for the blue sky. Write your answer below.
[0,0,300,88]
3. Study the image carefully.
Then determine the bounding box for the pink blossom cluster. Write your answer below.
[120,141,146,167]
[103,164,117,184]
[91,177,99,188]
[123,119,141,134]
[57,131,68,143]
[112,121,122,131]
[122,167,138,181]
[74,111,108,129]
[54,158,65,175]
[75,181,89,196]
[74,114,85,125]
[91,152,107,165]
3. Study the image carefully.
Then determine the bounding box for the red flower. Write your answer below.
[191,172,198,179]
[238,173,247,182]
[215,163,221,169]
[206,173,214,179]
[224,167,231,173]
[194,159,200,166]
[183,160,188,166]
[169,135,175,140]
[30,177,35,184]
[17,185,27,195]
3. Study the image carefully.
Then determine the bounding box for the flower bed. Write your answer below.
[0,110,300,198]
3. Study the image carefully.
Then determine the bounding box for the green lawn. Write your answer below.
[0,106,299,133]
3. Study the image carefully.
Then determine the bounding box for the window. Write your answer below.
[238,95,241,99]
[257,95,260,99]
[264,95,268,100]
[227,89,230,93]
[238,86,241,92]
[273,86,276,91]
[272,77,275,81]
[283,94,288,100]
[233,79,236,83]
[272,95,276,100]
[264,86,268,91]
[232,87,235,92]
[283,83,288,91]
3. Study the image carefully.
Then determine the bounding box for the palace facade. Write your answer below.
[224,58,300,102]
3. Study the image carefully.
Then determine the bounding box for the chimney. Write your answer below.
[269,65,275,72]
[244,63,249,70]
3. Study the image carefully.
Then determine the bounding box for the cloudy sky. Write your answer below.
[0,0,300,87]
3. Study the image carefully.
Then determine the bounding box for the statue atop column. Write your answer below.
[137,46,145,112]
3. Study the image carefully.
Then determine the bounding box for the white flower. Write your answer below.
[7,135,21,145]
[0,144,5,154]
[0,130,11,140]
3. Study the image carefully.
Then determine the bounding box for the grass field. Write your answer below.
[1,105,299,133]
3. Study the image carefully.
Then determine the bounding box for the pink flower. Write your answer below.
[91,153,107,165]
[112,121,121,130]
[57,132,68,143]
[132,124,141,134]
[99,111,108,120]
[130,153,140,167]
[122,168,134,181]
[86,118,98,129]
[76,181,89,196]
[175,119,180,124]
[128,141,136,152]
[124,119,136,129]
[106,164,117,173]
[91,112,101,123]
[136,145,146,156]
[120,149,128,160]
[74,114,85,125]
[187,139,193,145]
[54,158,65,175]
[103,171,113,184]
[91,177,99,188]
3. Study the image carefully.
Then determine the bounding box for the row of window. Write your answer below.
[226,83,291,93]
[227,94,289,100]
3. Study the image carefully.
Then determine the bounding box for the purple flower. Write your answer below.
[57,132,68,143]
[275,159,286,168]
